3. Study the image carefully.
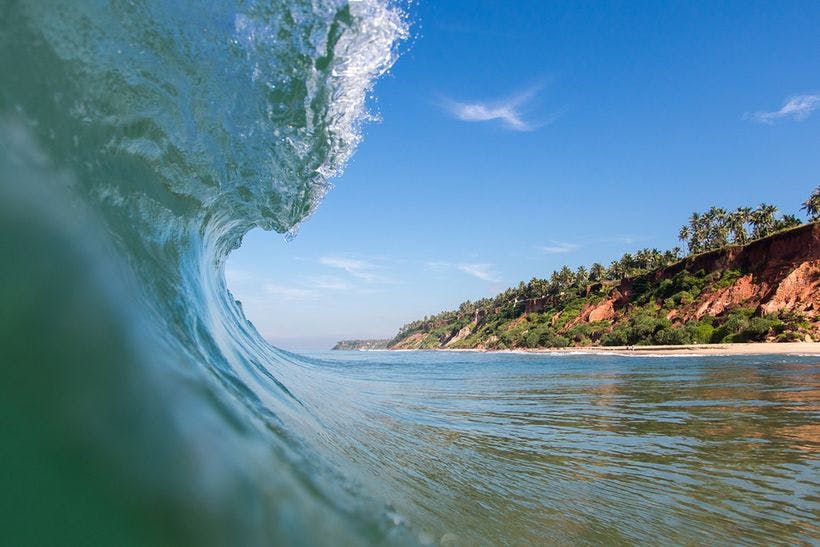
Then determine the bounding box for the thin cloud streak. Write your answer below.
[442,87,542,131]
[539,242,579,254]
[457,263,501,283]
[425,260,501,283]
[319,256,384,282]
[746,93,820,124]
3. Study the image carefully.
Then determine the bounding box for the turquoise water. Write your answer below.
[1,1,818,545]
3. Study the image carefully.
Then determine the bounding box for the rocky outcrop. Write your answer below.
[588,300,616,322]
[445,323,474,347]
[760,261,820,316]
[389,332,428,350]
[524,297,553,314]
[693,274,757,319]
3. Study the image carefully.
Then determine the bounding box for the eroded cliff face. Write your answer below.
[390,223,820,349]
[580,224,820,333]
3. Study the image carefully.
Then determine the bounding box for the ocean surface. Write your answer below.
[302,350,820,545]
[1,1,818,545]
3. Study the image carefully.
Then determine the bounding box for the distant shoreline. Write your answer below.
[371,342,820,356]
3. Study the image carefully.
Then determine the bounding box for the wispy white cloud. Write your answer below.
[442,87,544,131]
[538,242,579,254]
[745,93,820,124]
[318,256,370,272]
[457,263,501,283]
[425,260,501,283]
[318,255,393,283]
[307,275,350,291]
[263,283,320,301]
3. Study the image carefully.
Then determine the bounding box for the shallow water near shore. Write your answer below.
[302,350,820,544]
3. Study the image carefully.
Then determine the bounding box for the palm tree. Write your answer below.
[606,261,622,281]
[527,277,550,298]
[802,186,820,221]
[665,247,682,263]
[727,207,752,245]
[751,203,778,239]
[678,225,691,254]
[702,207,729,251]
[687,212,704,254]
[549,270,562,293]
[773,214,802,232]
[589,262,606,282]
[556,266,575,291]
[574,266,589,288]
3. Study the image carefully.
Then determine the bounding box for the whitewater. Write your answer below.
[1,1,818,545]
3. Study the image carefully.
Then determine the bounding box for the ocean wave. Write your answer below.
[0,1,409,545]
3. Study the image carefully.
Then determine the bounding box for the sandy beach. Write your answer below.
[433,342,820,356]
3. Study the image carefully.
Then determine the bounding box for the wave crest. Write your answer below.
[11,0,405,241]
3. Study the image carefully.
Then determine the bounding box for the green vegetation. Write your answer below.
[802,186,820,221]
[390,192,819,349]
[677,203,801,254]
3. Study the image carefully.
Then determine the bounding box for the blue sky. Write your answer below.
[227,0,820,350]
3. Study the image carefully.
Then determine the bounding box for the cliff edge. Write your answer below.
[390,223,820,350]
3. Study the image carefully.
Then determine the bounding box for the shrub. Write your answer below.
[779,310,811,330]
[567,323,595,343]
[776,331,802,342]
[631,277,651,302]
[710,308,763,342]
[686,321,714,343]
[731,317,781,342]
[602,328,629,346]
[670,270,706,296]
[676,291,694,306]
[655,278,674,299]
[537,329,554,347]
[654,327,692,345]
[538,330,569,347]
[551,335,570,348]
[629,314,663,344]
[713,268,744,290]
[420,334,441,349]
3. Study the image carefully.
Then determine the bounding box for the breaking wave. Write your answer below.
[0,1,411,544]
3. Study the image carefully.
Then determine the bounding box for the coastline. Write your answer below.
[384,342,820,356]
